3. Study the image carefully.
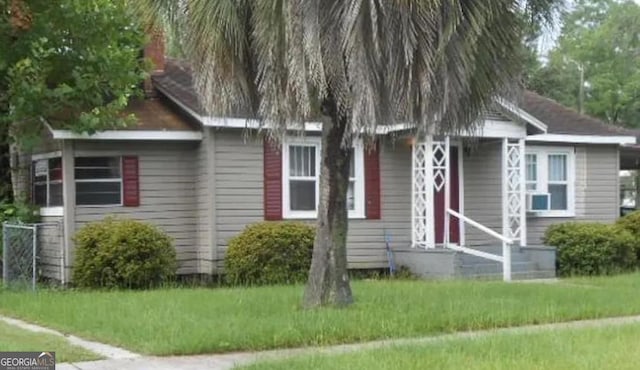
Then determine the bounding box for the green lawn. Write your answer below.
[243,322,640,370]
[1,274,640,355]
[0,320,101,363]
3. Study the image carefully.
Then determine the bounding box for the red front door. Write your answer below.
[434,147,460,244]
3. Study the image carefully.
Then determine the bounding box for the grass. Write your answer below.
[0,320,102,363]
[1,274,640,355]
[242,322,640,369]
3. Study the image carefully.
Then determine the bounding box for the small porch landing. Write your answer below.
[394,245,556,280]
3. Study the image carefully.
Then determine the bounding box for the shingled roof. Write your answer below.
[151,59,203,115]
[519,91,632,137]
[153,59,635,140]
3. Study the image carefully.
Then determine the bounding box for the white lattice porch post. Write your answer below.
[425,135,435,248]
[412,136,434,248]
[501,138,512,281]
[519,138,527,247]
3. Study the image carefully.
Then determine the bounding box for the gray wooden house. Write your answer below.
[30,40,639,283]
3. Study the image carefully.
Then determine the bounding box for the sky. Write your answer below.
[536,0,640,56]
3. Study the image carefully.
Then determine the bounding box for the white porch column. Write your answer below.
[411,135,435,249]
[425,135,435,248]
[501,138,512,281]
[503,138,526,245]
[518,138,527,246]
[443,136,451,246]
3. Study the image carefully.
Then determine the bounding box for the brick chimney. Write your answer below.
[143,26,166,97]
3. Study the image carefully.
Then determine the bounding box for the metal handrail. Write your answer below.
[447,209,514,245]
[446,208,513,282]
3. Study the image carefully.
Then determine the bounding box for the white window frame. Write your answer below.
[525,146,575,217]
[75,156,124,207]
[31,152,63,215]
[282,136,365,219]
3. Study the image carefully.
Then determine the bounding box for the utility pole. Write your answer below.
[565,58,585,114]
[577,63,584,115]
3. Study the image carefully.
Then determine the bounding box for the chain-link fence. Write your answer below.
[2,222,64,289]
[2,223,37,289]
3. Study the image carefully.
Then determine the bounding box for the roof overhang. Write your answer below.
[526,134,636,145]
[48,128,203,141]
[159,86,531,137]
[495,98,548,134]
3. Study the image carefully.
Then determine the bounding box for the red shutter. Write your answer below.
[122,156,140,207]
[364,141,381,219]
[264,139,283,220]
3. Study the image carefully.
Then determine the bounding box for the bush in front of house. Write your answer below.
[616,211,640,261]
[73,217,176,289]
[544,222,637,277]
[616,210,640,238]
[225,222,315,286]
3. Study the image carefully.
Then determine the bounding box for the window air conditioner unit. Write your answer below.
[527,193,550,212]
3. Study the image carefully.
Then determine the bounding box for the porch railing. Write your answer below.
[446,209,514,281]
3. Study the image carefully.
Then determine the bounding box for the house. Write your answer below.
[30,38,639,283]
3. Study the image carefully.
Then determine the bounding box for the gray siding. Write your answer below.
[462,142,620,245]
[527,144,620,244]
[37,216,64,281]
[73,141,200,274]
[463,141,503,245]
[213,130,411,270]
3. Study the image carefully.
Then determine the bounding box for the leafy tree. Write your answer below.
[138,0,561,308]
[0,0,147,201]
[528,0,640,126]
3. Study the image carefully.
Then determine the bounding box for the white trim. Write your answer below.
[525,146,576,218]
[49,129,203,141]
[526,134,636,145]
[281,137,366,219]
[39,207,63,217]
[495,98,548,133]
[32,151,62,161]
[459,119,528,139]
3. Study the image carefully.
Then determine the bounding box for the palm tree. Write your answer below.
[137,0,561,308]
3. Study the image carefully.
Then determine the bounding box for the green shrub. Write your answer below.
[73,217,176,289]
[544,222,637,277]
[616,211,640,261]
[225,222,315,286]
[616,210,640,238]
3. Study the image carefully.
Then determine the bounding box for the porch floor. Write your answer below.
[393,244,556,280]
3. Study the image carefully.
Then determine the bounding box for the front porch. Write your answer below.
[402,134,555,281]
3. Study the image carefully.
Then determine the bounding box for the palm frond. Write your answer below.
[134,0,562,144]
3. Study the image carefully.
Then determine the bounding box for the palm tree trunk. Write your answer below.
[303,97,354,308]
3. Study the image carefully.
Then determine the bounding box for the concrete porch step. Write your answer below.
[393,244,556,280]
[457,250,531,265]
[461,270,557,281]
[459,261,537,275]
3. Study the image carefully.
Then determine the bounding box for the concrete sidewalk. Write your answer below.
[56,314,640,370]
